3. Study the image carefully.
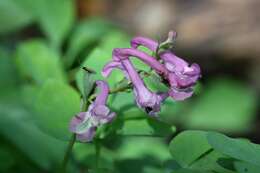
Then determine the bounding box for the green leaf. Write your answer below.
[65,18,114,67]
[113,136,172,173]
[207,132,260,167]
[15,40,66,85]
[163,160,182,173]
[0,0,33,34]
[0,47,19,89]
[183,78,257,133]
[169,130,212,168]
[34,80,80,140]
[20,84,39,108]
[1,0,75,48]
[190,151,236,173]
[77,69,96,101]
[0,98,66,169]
[169,131,236,173]
[29,0,75,49]
[75,31,130,94]
[40,0,75,48]
[172,169,213,173]
[73,143,115,170]
[0,147,14,172]
[234,161,260,173]
[117,116,176,137]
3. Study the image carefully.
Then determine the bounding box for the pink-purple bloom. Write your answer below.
[130,31,201,100]
[159,51,200,100]
[69,80,115,142]
[102,31,201,116]
[103,54,168,116]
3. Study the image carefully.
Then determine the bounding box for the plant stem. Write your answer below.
[94,139,101,172]
[109,84,132,94]
[60,134,76,173]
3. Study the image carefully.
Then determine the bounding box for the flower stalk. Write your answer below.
[60,134,76,173]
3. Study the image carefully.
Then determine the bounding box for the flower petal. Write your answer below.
[102,61,124,77]
[168,88,193,101]
[76,127,96,142]
[95,80,109,105]
[113,48,167,75]
[69,112,87,133]
[130,36,158,51]
[160,51,188,72]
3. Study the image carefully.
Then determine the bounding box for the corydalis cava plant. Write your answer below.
[124,31,201,100]
[70,80,115,142]
[103,55,168,116]
[103,31,201,111]
[70,31,201,142]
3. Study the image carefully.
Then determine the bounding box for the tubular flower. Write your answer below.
[102,55,168,116]
[130,31,201,100]
[69,80,115,142]
[159,51,200,100]
[112,48,168,76]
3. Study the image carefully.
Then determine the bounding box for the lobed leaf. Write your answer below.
[15,40,66,85]
[34,80,80,140]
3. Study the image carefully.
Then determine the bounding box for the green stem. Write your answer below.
[109,84,131,94]
[60,134,76,173]
[94,139,101,172]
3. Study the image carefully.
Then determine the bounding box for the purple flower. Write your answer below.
[131,36,158,51]
[69,80,115,142]
[130,31,177,52]
[130,31,201,100]
[160,51,201,100]
[112,48,168,76]
[103,55,168,116]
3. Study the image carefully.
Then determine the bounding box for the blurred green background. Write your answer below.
[0,0,259,172]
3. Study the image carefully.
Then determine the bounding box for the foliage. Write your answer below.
[0,0,258,173]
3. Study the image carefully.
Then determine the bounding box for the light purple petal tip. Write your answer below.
[160,51,188,72]
[158,51,201,101]
[166,31,177,43]
[113,48,168,75]
[76,127,96,142]
[102,61,123,77]
[95,80,109,105]
[130,36,158,51]
[69,81,116,142]
[69,112,86,132]
[168,89,193,101]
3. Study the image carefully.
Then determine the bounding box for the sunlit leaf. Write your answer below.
[31,0,75,49]
[34,80,80,140]
[65,18,114,67]
[234,161,260,173]
[75,31,130,97]
[117,116,176,137]
[169,130,212,168]
[113,136,171,173]
[207,132,260,167]
[190,151,235,173]
[15,40,66,84]
[0,0,33,34]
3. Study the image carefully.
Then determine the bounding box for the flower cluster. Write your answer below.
[103,31,201,115]
[70,31,201,142]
